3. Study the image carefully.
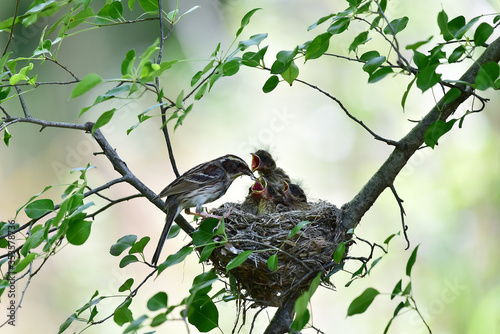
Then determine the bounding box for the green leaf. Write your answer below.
[333,242,346,263]
[262,75,279,93]
[442,87,461,105]
[267,253,278,271]
[68,7,95,30]
[129,236,150,254]
[187,294,219,332]
[191,71,203,87]
[3,127,12,146]
[360,51,380,61]
[222,59,241,77]
[147,292,168,311]
[151,313,167,327]
[349,31,370,52]
[437,10,453,41]
[119,254,138,268]
[475,62,500,90]
[25,199,54,219]
[26,225,47,250]
[236,8,261,37]
[190,270,218,296]
[108,1,123,19]
[347,287,380,316]
[308,13,334,31]
[175,90,184,108]
[413,51,428,69]
[327,18,350,35]
[390,279,402,299]
[138,0,158,12]
[91,108,116,134]
[238,33,268,51]
[114,299,133,326]
[305,33,331,61]
[362,56,386,74]
[416,65,440,92]
[199,241,216,263]
[280,61,299,86]
[71,73,102,99]
[157,246,194,275]
[166,9,179,23]
[110,235,137,256]
[448,45,466,63]
[58,313,77,334]
[384,232,399,245]
[402,282,412,295]
[121,49,136,76]
[368,67,393,83]
[271,47,299,74]
[447,15,465,39]
[118,278,134,292]
[383,17,409,35]
[287,220,311,239]
[406,244,420,276]
[226,250,253,271]
[424,119,457,148]
[16,186,53,218]
[123,315,148,334]
[474,22,493,46]
[194,82,208,100]
[13,253,37,274]
[291,272,321,331]
[67,219,92,245]
[455,16,480,39]
[192,218,219,246]
[406,36,433,51]
[401,76,416,111]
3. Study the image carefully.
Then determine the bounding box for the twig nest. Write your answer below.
[209,200,349,307]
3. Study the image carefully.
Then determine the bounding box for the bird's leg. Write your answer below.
[183,207,233,232]
[184,207,223,220]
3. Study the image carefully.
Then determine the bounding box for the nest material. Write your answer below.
[208,200,349,307]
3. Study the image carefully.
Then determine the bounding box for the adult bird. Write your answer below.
[152,154,255,266]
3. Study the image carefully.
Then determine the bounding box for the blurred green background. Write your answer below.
[1,0,499,333]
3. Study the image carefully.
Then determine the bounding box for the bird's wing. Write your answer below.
[159,162,225,197]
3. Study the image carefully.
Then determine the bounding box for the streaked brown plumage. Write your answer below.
[152,154,255,266]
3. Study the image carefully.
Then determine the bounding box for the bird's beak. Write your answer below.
[282,180,290,193]
[251,180,265,193]
[250,153,260,172]
[249,170,258,181]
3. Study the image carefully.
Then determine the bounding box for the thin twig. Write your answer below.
[87,194,144,218]
[43,57,80,80]
[2,0,20,57]
[389,184,410,249]
[0,105,11,118]
[156,0,180,177]
[3,66,31,118]
[295,79,400,146]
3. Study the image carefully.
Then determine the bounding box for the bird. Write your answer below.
[241,179,266,215]
[152,154,255,266]
[257,180,286,215]
[241,178,287,215]
[250,150,291,189]
[282,181,309,210]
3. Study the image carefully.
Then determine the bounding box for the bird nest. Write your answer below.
[207,200,349,307]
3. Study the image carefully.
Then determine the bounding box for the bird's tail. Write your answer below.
[151,207,178,266]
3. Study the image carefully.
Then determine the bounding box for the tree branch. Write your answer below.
[264,291,300,334]
[91,128,195,235]
[342,36,500,230]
